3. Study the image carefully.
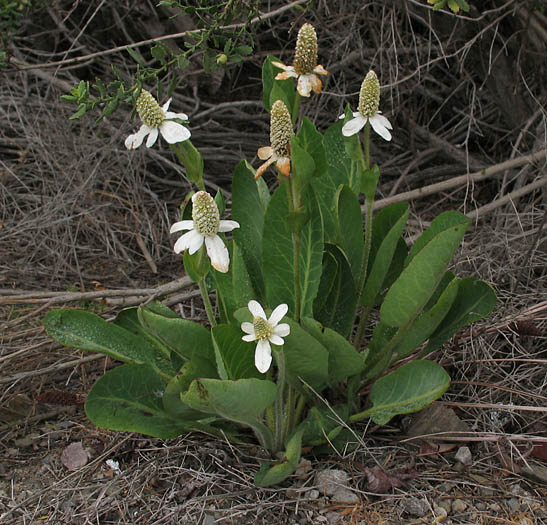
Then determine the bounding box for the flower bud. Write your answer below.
[216,53,228,65]
[358,70,380,119]
[136,89,165,128]
[192,191,220,237]
[293,23,318,75]
[270,100,294,158]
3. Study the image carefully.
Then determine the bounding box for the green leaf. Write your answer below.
[85,364,190,439]
[360,164,380,200]
[353,360,450,425]
[297,405,349,446]
[301,318,365,386]
[182,378,276,448]
[214,188,226,216]
[231,160,266,301]
[283,319,329,393]
[392,274,459,361]
[177,140,204,185]
[212,324,261,380]
[297,118,327,179]
[380,213,471,327]
[254,430,303,487]
[125,46,144,66]
[361,202,409,306]
[362,321,398,381]
[335,185,364,285]
[137,306,215,365]
[290,136,316,194]
[151,42,169,64]
[43,309,173,378]
[313,244,358,337]
[426,278,497,353]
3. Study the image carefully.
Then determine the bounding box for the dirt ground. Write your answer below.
[1,1,547,523]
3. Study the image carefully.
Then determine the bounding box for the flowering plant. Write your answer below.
[44,22,495,487]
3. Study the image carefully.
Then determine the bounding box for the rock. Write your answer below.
[488,503,502,513]
[475,502,487,511]
[507,498,520,511]
[433,505,448,521]
[452,499,467,513]
[437,499,452,514]
[306,489,320,499]
[455,446,472,466]
[401,497,429,517]
[315,469,359,504]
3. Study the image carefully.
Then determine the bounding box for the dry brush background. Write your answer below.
[1,0,547,523]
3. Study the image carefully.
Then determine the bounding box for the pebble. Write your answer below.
[455,446,472,466]
[306,489,320,499]
[451,499,467,513]
[488,503,502,512]
[475,502,487,511]
[437,499,452,514]
[401,497,429,518]
[315,469,359,503]
[507,497,520,511]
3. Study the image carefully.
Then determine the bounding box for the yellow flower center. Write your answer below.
[358,70,380,118]
[192,191,220,237]
[293,23,318,75]
[136,90,165,128]
[270,100,294,158]
[253,316,272,340]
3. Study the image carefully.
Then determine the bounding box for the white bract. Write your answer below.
[241,301,290,374]
[170,191,239,273]
[125,90,191,149]
[340,111,393,141]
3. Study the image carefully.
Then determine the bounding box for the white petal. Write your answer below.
[297,74,312,97]
[162,98,172,111]
[187,231,205,254]
[342,115,367,137]
[241,322,255,335]
[248,300,266,319]
[160,121,191,144]
[124,125,150,149]
[173,229,200,254]
[242,334,257,342]
[268,303,288,326]
[369,114,392,141]
[255,339,272,374]
[205,235,230,273]
[170,220,194,234]
[269,334,284,346]
[273,323,290,338]
[338,111,360,120]
[218,220,240,233]
[372,112,392,130]
[165,111,189,121]
[146,127,159,147]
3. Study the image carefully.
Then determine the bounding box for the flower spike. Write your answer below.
[255,100,294,179]
[339,70,393,141]
[272,23,329,97]
[125,89,191,149]
[170,191,239,273]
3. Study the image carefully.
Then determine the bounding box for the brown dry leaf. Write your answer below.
[406,402,471,439]
[36,390,86,405]
[363,466,416,493]
[418,439,457,457]
[61,442,88,471]
[530,441,547,461]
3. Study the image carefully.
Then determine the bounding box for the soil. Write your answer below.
[1,1,547,523]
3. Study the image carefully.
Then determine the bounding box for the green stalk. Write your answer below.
[291,92,302,126]
[198,277,216,327]
[274,349,287,452]
[286,177,302,322]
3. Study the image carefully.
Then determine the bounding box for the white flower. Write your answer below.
[170,191,239,273]
[241,301,290,374]
[125,90,191,150]
[272,23,328,97]
[340,70,392,141]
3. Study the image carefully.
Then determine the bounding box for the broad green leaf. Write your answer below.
[426,278,497,353]
[353,360,450,425]
[406,211,470,266]
[313,244,358,337]
[263,185,324,319]
[43,309,172,379]
[254,430,303,487]
[232,160,266,301]
[297,118,327,179]
[211,324,261,380]
[137,306,215,365]
[392,275,459,361]
[291,136,316,194]
[182,378,276,448]
[380,215,471,327]
[361,202,409,306]
[263,185,295,313]
[360,164,380,200]
[362,321,398,381]
[316,120,354,241]
[300,318,365,386]
[335,185,363,286]
[283,319,329,393]
[85,364,190,439]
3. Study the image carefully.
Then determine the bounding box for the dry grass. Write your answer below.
[1,0,547,523]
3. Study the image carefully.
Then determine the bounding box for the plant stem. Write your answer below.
[292,92,301,126]
[274,349,287,452]
[286,177,302,321]
[198,277,216,326]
